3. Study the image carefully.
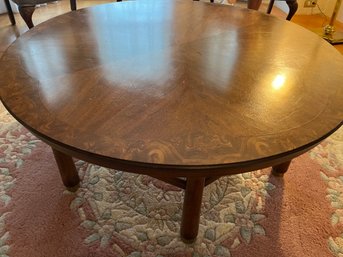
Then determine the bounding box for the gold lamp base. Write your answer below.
[322,30,343,44]
[312,27,343,45]
[315,0,343,45]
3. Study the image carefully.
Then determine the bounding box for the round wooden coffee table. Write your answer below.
[0,0,342,242]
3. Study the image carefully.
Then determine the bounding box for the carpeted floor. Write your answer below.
[0,101,342,257]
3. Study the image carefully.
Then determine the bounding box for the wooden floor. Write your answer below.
[1,0,343,56]
[292,15,343,55]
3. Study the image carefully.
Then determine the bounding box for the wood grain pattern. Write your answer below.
[0,0,342,177]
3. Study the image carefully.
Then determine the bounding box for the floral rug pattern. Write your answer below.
[66,162,274,256]
[0,104,39,256]
[0,101,342,256]
[309,128,343,256]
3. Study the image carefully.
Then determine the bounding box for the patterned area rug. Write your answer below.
[0,102,342,257]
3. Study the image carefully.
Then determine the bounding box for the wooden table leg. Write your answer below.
[70,0,76,11]
[266,0,275,14]
[4,0,16,25]
[180,177,205,243]
[18,5,35,29]
[285,0,298,21]
[272,160,291,176]
[52,148,80,189]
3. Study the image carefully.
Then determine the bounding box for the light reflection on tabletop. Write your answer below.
[272,74,286,90]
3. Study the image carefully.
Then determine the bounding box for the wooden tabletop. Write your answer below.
[1,0,342,176]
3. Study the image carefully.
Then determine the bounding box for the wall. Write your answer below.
[0,1,18,14]
[275,0,343,22]
[326,0,343,22]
